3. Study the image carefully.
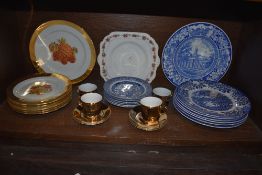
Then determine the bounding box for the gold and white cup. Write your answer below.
[78,83,97,97]
[140,96,163,123]
[79,93,103,117]
[152,87,172,110]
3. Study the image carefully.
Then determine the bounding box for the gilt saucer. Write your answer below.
[129,106,167,131]
[73,103,111,125]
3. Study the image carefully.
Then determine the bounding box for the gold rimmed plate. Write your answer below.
[7,73,71,104]
[129,106,167,131]
[73,103,111,126]
[29,20,96,84]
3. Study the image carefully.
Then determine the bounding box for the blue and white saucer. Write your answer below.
[162,22,232,86]
[103,76,152,108]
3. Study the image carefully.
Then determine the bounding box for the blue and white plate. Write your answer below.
[174,97,247,124]
[174,101,248,128]
[175,80,251,119]
[162,22,232,86]
[104,76,152,100]
[103,76,152,108]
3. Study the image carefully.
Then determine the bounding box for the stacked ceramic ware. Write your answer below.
[103,76,152,108]
[7,73,72,114]
[173,80,251,128]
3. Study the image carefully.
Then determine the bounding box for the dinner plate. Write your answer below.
[29,20,96,84]
[174,101,247,128]
[98,31,160,83]
[162,22,232,86]
[175,80,251,118]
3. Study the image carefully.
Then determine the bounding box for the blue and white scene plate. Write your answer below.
[103,76,152,108]
[175,80,251,119]
[162,22,232,86]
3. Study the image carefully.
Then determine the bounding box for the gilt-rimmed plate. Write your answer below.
[162,22,232,86]
[175,80,251,118]
[7,73,71,103]
[29,20,96,84]
[103,76,152,101]
[98,31,160,83]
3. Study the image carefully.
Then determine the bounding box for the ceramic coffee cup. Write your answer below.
[78,83,97,96]
[79,93,103,116]
[140,96,163,123]
[153,87,172,108]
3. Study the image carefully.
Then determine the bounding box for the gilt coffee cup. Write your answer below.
[80,93,102,116]
[153,87,172,108]
[140,96,163,123]
[78,83,97,97]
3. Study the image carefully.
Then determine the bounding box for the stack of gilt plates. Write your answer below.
[7,73,72,114]
[173,80,251,128]
[103,76,152,108]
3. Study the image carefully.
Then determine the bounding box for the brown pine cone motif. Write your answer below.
[49,37,78,65]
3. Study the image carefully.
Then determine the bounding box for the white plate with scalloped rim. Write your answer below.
[98,31,160,83]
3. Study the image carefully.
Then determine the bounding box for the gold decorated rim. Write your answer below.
[7,94,72,115]
[6,73,72,104]
[29,20,96,84]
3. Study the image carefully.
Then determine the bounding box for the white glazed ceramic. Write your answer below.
[78,83,97,94]
[81,93,102,104]
[29,20,96,84]
[153,87,172,97]
[13,76,66,102]
[140,96,162,108]
[97,31,160,83]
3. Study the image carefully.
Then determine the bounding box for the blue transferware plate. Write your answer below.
[174,97,247,124]
[175,80,251,119]
[174,93,246,121]
[103,76,152,100]
[162,22,232,86]
[104,92,139,108]
[174,101,247,128]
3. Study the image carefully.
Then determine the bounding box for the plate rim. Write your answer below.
[29,20,96,84]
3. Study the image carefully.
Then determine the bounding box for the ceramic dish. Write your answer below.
[174,102,247,128]
[73,103,111,125]
[162,22,232,86]
[103,76,152,100]
[98,31,160,83]
[175,80,251,118]
[7,73,72,114]
[129,106,167,131]
[29,20,96,84]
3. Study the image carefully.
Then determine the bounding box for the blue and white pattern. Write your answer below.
[103,76,152,108]
[173,80,251,128]
[162,22,232,86]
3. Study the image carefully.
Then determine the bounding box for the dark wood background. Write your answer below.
[1,1,262,174]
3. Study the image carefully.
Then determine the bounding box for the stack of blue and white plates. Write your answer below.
[104,76,152,108]
[173,80,251,128]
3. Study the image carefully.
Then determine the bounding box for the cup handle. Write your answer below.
[77,101,83,111]
[160,104,167,113]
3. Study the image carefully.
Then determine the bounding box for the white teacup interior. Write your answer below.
[79,83,97,93]
[140,96,162,108]
[81,93,102,104]
[153,87,171,97]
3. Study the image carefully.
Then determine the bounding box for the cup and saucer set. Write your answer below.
[72,83,111,126]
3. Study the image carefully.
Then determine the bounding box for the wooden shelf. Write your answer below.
[1,86,262,147]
